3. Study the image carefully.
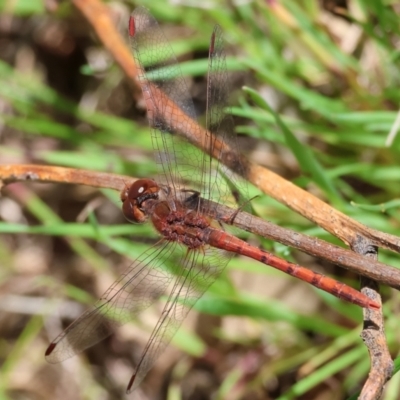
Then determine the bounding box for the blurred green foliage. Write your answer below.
[1,0,400,399]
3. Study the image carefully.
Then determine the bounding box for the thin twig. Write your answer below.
[351,238,393,400]
[1,164,400,293]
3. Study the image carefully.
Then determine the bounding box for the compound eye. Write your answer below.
[120,179,159,224]
[128,179,158,200]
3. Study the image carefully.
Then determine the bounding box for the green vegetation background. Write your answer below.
[0,1,400,399]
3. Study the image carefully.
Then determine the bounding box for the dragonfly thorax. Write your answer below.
[150,200,211,250]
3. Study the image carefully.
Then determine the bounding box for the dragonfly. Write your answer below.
[45,6,380,394]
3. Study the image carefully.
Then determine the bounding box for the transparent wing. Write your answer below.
[205,25,251,218]
[129,7,248,212]
[126,245,229,393]
[129,7,201,195]
[45,240,178,363]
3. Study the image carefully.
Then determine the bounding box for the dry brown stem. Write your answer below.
[1,164,400,294]
[4,0,395,396]
[352,239,393,400]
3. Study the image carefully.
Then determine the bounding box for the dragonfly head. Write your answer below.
[121,179,159,223]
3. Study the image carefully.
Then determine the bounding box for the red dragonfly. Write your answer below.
[45,7,379,393]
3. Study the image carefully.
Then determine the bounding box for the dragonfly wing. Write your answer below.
[126,246,228,393]
[129,7,202,196]
[130,8,250,214]
[206,26,251,215]
[46,241,178,363]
